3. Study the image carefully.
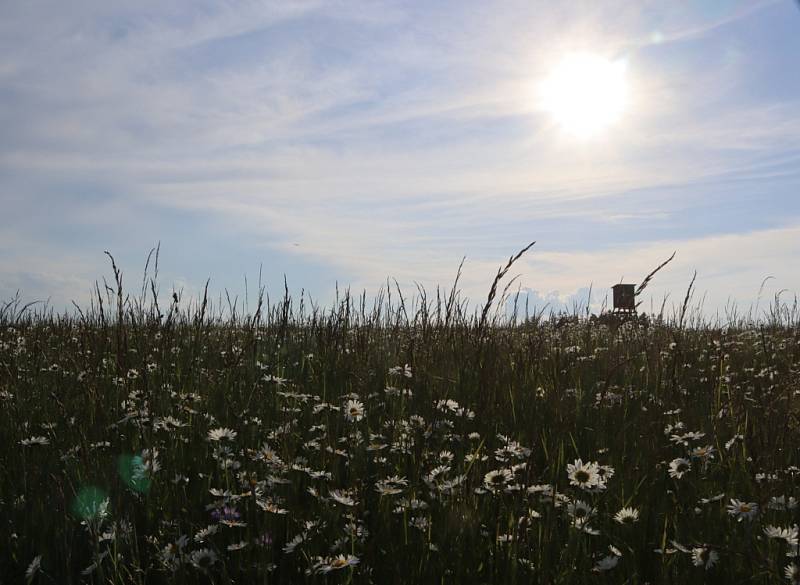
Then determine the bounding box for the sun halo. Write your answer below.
[539,53,629,139]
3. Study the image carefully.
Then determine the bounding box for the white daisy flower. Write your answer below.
[496,533,514,543]
[255,444,284,467]
[283,533,305,554]
[765,525,799,547]
[770,496,790,510]
[344,399,365,422]
[690,444,716,461]
[567,500,595,522]
[25,555,42,583]
[727,499,758,522]
[329,489,357,507]
[20,436,50,447]
[593,554,619,572]
[387,364,412,378]
[319,554,360,573]
[566,459,601,490]
[691,546,718,570]
[770,496,799,511]
[597,464,615,482]
[575,519,601,535]
[194,524,218,543]
[439,450,454,463]
[375,475,408,496]
[613,506,640,524]
[786,562,800,583]
[189,548,218,570]
[484,468,514,492]
[207,427,237,442]
[668,458,691,479]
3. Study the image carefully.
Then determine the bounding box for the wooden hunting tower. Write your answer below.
[612,284,636,313]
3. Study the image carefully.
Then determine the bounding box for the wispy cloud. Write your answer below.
[1,0,798,313]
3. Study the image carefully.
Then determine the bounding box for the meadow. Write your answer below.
[2,254,800,584]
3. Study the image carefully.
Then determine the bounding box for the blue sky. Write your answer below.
[1,0,799,317]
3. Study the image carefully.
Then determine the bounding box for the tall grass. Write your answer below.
[1,252,799,584]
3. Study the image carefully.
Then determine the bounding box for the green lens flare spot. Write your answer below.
[72,486,110,521]
[118,454,151,493]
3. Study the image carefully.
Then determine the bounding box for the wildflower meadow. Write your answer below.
[2,255,800,584]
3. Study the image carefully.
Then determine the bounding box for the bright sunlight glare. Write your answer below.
[539,53,629,139]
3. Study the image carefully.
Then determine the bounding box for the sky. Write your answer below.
[1,0,799,319]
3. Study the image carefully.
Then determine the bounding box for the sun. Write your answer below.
[539,53,629,139]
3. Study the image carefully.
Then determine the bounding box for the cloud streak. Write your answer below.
[1,0,798,314]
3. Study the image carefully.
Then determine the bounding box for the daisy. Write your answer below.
[320,554,360,573]
[256,499,289,514]
[566,459,601,490]
[597,464,615,482]
[329,489,357,507]
[539,487,570,508]
[344,399,365,422]
[190,548,218,570]
[484,468,514,492]
[20,436,49,446]
[255,444,284,466]
[375,476,408,496]
[436,399,460,413]
[765,525,799,547]
[439,450,454,463]
[139,448,161,476]
[614,507,640,525]
[691,546,718,570]
[25,555,42,581]
[593,554,619,572]
[727,499,758,522]
[212,505,246,527]
[207,427,237,442]
[388,364,412,378]
[575,520,601,535]
[194,525,218,543]
[160,541,184,571]
[770,496,789,510]
[496,533,514,544]
[786,562,800,583]
[668,458,691,479]
[690,444,716,462]
[567,500,595,522]
[770,496,799,511]
[671,431,705,446]
[725,434,744,450]
[518,558,535,571]
[465,452,488,463]
[283,533,305,554]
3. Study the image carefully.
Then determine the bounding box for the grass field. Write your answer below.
[2,257,800,584]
